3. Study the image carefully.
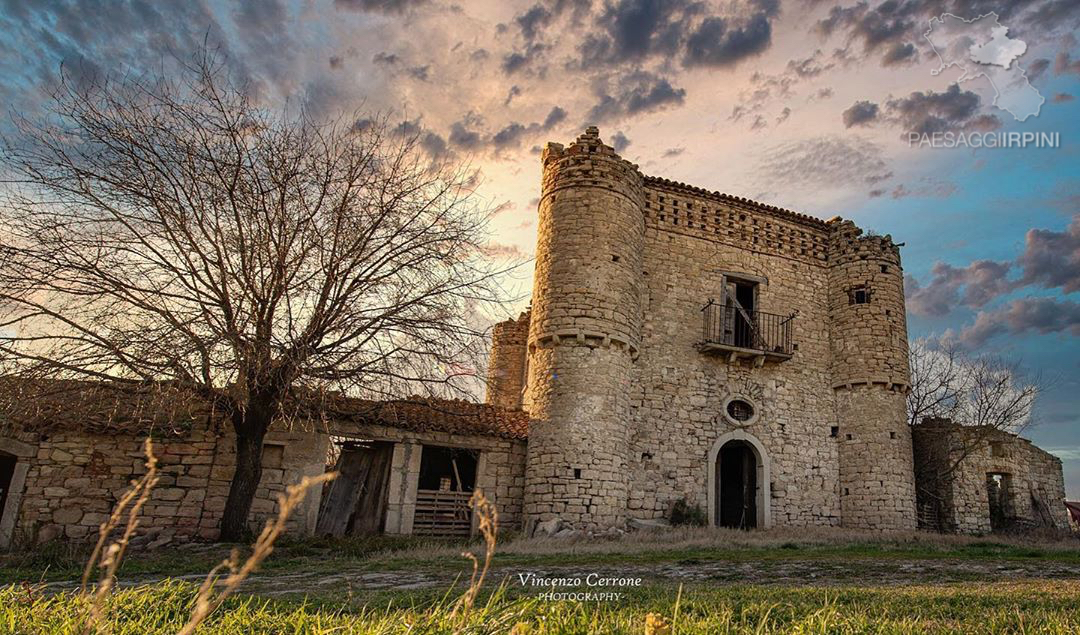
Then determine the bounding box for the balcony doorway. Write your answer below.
[724,278,757,349]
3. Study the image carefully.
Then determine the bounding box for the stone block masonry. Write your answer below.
[4,423,325,547]
[912,420,1068,533]
[486,311,530,410]
[520,128,921,532]
[523,127,643,530]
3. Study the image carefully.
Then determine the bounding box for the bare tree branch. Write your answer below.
[0,48,520,539]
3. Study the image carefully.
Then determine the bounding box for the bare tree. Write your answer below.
[907,338,1041,434]
[0,51,511,540]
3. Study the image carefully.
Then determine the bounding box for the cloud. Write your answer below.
[334,0,428,13]
[842,100,879,127]
[756,135,892,190]
[569,0,778,70]
[1027,57,1051,82]
[516,4,553,41]
[578,0,700,67]
[786,50,834,77]
[906,260,1014,317]
[542,106,567,129]
[1017,214,1080,293]
[662,146,685,157]
[586,72,686,124]
[883,85,1001,134]
[610,131,631,152]
[420,131,448,158]
[775,106,791,124]
[1055,51,1080,75]
[492,122,528,149]
[684,13,774,68]
[505,85,522,106]
[481,241,529,259]
[449,118,484,151]
[889,179,958,199]
[955,297,1080,347]
[492,200,517,216]
[881,41,918,66]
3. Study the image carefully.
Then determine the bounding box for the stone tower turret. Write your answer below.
[485,311,530,410]
[522,127,645,531]
[827,219,916,530]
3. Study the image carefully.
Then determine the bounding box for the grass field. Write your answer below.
[3,527,1079,633]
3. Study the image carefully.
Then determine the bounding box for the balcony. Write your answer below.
[699,300,796,364]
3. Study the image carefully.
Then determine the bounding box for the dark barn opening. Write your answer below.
[717,441,757,529]
[417,446,477,492]
[414,446,479,536]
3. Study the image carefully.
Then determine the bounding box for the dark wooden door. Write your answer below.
[718,442,757,529]
[316,442,393,536]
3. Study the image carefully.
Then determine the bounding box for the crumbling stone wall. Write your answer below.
[2,423,326,547]
[912,421,1068,533]
[486,311,530,410]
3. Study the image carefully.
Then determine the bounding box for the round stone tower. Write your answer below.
[485,311,530,410]
[827,219,916,530]
[522,127,644,531]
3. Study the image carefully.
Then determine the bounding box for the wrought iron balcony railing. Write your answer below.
[700,301,796,360]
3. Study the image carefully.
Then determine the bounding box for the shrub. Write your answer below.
[670,499,707,526]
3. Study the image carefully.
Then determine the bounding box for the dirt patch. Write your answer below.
[44,556,1080,598]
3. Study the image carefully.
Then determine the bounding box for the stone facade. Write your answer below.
[912,420,1069,533]
[0,400,528,547]
[0,423,325,548]
[498,127,962,533]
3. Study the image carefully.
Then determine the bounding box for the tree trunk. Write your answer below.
[219,406,272,541]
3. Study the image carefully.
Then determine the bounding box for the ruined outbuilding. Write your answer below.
[912,419,1068,534]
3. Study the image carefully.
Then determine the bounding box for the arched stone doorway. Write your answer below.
[707,430,770,529]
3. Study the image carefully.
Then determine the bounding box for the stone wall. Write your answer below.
[326,420,527,532]
[520,128,918,531]
[486,311,530,410]
[828,221,916,530]
[1,415,526,548]
[1,423,327,547]
[913,421,1069,533]
[626,179,841,527]
[523,127,643,530]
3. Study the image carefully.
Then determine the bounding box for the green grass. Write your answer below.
[3,579,1080,634]
[4,529,1078,585]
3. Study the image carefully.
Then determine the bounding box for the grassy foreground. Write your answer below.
[4,526,1079,585]
[3,579,1080,634]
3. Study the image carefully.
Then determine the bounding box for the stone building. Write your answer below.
[0,381,526,548]
[489,127,1066,535]
[0,128,1068,547]
[912,419,1068,534]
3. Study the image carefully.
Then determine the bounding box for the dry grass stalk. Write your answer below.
[78,437,160,634]
[177,472,337,635]
[452,488,498,619]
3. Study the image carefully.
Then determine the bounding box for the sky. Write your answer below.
[1,0,1079,497]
